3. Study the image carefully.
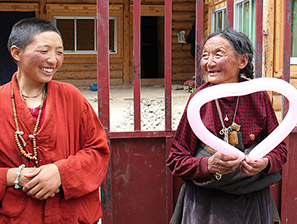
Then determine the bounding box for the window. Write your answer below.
[109,16,118,54]
[291,0,297,64]
[211,7,227,33]
[54,16,117,54]
[234,0,255,46]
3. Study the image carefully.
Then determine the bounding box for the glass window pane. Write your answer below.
[214,13,217,31]
[212,8,226,32]
[77,19,95,50]
[243,2,249,35]
[292,0,297,57]
[55,16,116,54]
[251,0,255,46]
[235,0,255,47]
[223,11,227,29]
[238,4,243,32]
[109,19,115,52]
[218,12,223,31]
[57,19,74,51]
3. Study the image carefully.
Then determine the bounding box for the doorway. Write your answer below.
[0,11,35,85]
[141,16,164,79]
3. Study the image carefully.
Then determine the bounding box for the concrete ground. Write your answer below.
[79,84,192,131]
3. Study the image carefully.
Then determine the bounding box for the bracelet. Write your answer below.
[14,164,25,189]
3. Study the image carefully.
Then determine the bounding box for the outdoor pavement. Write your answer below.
[79,84,192,132]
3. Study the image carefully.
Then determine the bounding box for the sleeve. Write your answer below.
[55,100,110,200]
[0,168,9,200]
[166,94,213,181]
[262,92,287,174]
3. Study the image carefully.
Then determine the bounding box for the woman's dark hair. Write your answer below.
[202,28,255,80]
[7,17,62,51]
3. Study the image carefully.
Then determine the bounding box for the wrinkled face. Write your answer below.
[200,35,246,85]
[14,31,64,85]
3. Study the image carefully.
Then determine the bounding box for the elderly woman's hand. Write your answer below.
[207,152,242,175]
[240,156,269,176]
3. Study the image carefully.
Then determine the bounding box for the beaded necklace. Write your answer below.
[11,84,46,166]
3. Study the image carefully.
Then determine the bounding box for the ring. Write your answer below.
[214,172,222,180]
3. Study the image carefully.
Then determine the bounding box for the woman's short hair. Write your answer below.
[7,17,62,51]
[202,28,255,80]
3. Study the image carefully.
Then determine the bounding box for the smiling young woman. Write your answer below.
[13,31,64,84]
[0,18,110,223]
[10,31,64,108]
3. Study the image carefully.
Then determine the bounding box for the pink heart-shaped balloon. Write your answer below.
[187,78,297,160]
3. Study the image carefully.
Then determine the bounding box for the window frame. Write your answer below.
[291,58,297,64]
[109,16,118,54]
[53,16,118,55]
[211,6,227,33]
[234,0,255,45]
[291,0,297,64]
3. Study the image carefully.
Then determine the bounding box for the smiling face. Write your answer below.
[12,31,64,87]
[200,35,248,85]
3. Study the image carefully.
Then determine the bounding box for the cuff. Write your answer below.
[200,157,213,178]
[262,156,272,174]
[0,168,9,200]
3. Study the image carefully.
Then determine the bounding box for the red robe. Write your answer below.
[0,74,110,223]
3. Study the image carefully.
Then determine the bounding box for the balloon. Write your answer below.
[187,78,297,160]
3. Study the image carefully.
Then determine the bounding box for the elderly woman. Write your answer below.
[0,18,110,223]
[166,28,287,224]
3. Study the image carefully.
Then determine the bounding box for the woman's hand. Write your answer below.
[6,167,37,187]
[22,164,61,200]
[208,152,242,175]
[18,167,39,186]
[240,156,269,176]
